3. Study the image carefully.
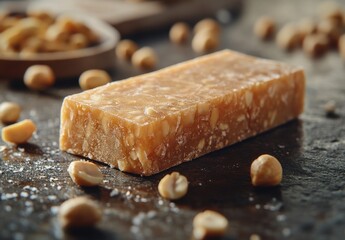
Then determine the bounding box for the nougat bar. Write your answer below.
[60,50,305,176]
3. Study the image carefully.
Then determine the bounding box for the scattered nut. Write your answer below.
[1,119,36,144]
[192,31,219,53]
[253,16,276,40]
[250,234,262,240]
[322,100,336,116]
[131,47,157,70]
[276,24,302,51]
[193,210,228,240]
[250,154,283,187]
[79,69,111,90]
[194,18,220,35]
[298,18,318,41]
[318,1,344,27]
[169,22,190,44]
[303,34,329,58]
[317,19,341,47]
[24,65,55,90]
[158,172,188,200]
[115,39,138,60]
[0,102,21,124]
[68,160,103,187]
[58,196,102,229]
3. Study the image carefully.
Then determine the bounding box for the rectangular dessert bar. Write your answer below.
[60,50,305,176]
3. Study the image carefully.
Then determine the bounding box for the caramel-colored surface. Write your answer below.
[60,50,305,175]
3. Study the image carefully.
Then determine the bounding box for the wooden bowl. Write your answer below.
[0,2,120,80]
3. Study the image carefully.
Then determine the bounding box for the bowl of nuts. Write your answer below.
[0,2,119,80]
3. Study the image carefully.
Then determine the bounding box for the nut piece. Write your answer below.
[317,19,341,47]
[322,100,336,116]
[132,47,157,70]
[0,102,21,124]
[68,160,103,187]
[193,210,228,240]
[27,11,55,25]
[24,65,55,90]
[192,31,219,53]
[158,172,188,200]
[1,119,36,144]
[253,16,276,40]
[298,18,317,41]
[250,154,283,187]
[194,18,220,35]
[169,22,190,44]
[58,196,102,229]
[318,1,344,27]
[115,39,138,60]
[276,24,302,51]
[69,33,88,49]
[303,34,329,58]
[79,69,111,90]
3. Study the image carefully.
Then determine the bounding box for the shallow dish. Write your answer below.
[0,1,119,80]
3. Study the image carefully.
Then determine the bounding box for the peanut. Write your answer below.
[45,24,69,43]
[276,24,302,51]
[0,102,21,124]
[303,34,329,58]
[69,33,88,49]
[0,18,40,48]
[158,172,188,200]
[131,47,157,69]
[169,22,190,44]
[79,69,111,90]
[318,1,344,27]
[317,19,341,47]
[298,18,317,41]
[194,18,220,35]
[193,210,228,240]
[24,65,55,90]
[1,119,36,144]
[192,31,219,53]
[115,39,138,60]
[254,16,276,40]
[27,11,55,25]
[58,196,102,229]
[68,160,103,187]
[0,12,99,56]
[250,154,283,187]
[322,100,336,116]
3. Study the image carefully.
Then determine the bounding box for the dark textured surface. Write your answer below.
[1,0,345,239]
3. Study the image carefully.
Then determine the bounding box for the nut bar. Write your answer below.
[60,50,305,176]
